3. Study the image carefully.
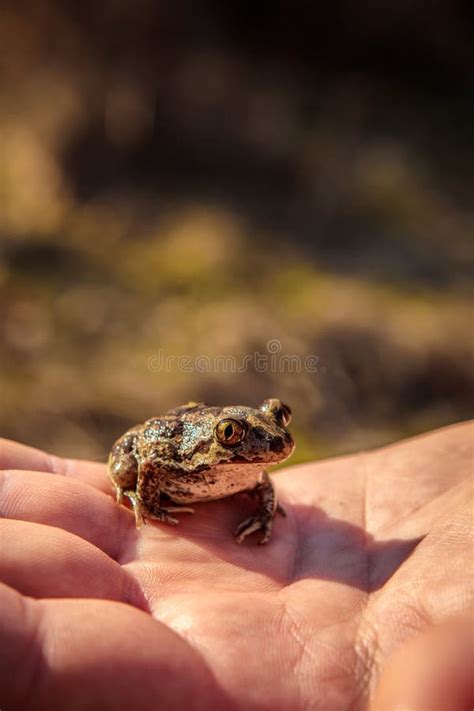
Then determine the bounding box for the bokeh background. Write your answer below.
[1,1,473,463]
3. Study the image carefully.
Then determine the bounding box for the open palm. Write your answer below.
[1,421,472,710]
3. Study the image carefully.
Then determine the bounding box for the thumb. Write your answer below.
[369,615,473,711]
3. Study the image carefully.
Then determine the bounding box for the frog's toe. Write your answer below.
[234,515,273,544]
[258,528,273,545]
[148,509,180,525]
[163,506,195,515]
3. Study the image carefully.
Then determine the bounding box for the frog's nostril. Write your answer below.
[269,437,285,454]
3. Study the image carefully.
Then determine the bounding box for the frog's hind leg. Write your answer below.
[246,480,286,518]
[146,504,196,526]
[124,488,173,528]
[122,490,193,529]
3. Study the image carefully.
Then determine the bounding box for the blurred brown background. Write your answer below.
[1,1,473,463]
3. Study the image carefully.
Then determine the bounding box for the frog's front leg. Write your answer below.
[123,490,145,527]
[124,490,193,527]
[131,466,195,528]
[235,471,283,544]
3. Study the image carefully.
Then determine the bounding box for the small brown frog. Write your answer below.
[108,399,295,543]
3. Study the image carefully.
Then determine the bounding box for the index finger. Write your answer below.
[0,438,109,493]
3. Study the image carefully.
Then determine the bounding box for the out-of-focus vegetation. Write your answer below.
[1,1,473,462]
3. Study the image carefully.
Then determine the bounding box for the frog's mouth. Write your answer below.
[230,435,295,464]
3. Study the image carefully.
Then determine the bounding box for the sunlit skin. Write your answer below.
[0,421,472,710]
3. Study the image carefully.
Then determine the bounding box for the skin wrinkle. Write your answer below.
[118,554,149,611]
[364,587,434,691]
[349,452,374,710]
[281,577,371,705]
[8,593,47,711]
[46,452,62,475]
[107,492,136,561]
[276,598,306,710]
[352,611,382,709]
[278,596,352,711]
[110,502,140,567]
[0,469,7,514]
[421,495,471,552]
[61,455,96,484]
[24,599,50,710]
[0,470,31,519]
[285,495,304,583]
[95,491,131,563]
[357,452,372,593]
[370,474,470,540]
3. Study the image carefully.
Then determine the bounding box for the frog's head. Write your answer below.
[214,398,295,465]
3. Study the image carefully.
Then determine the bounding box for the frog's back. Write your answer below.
[137,405,219,472]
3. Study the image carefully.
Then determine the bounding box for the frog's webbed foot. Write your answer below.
[123,494,195,528]
[122,491,194,528]
[146,508,179,526]
[235,513,274,545]
[235,471,283,544]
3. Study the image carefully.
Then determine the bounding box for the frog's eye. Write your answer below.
[215,418,246,446]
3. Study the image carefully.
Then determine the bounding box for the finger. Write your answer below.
[0,437,110,492]
[59,456,110,493]
[276,421,474,530]
[0,438,58,473]
[370,616,474,711]
[0,519,143,606]
[0,582,227,710]
[0,468,133,560]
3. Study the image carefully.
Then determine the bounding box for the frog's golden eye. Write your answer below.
[215,418,246,446]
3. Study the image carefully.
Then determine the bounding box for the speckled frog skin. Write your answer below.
[108,399,295,543]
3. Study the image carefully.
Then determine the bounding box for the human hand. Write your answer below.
[0,421,472,710]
